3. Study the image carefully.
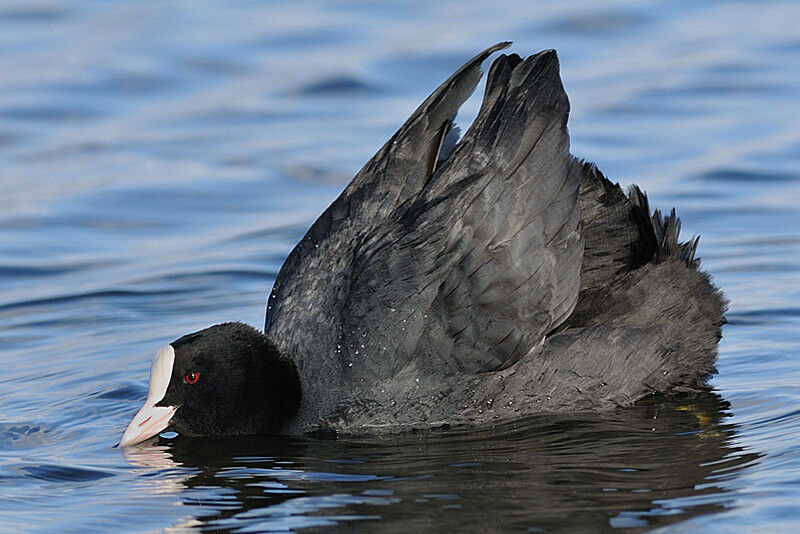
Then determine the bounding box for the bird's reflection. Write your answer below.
[123,393,759,532]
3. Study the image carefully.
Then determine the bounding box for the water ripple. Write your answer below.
[17,464,115,483]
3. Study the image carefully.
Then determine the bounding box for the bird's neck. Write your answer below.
[257,334,302,433]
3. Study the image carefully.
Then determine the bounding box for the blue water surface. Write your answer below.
[1,1,799,532]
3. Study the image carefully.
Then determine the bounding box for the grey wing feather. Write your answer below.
[340,49,583,377]
[267,47,583,382]
[265,43,511,373]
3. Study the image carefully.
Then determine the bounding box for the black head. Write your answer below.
[119,322,300,446]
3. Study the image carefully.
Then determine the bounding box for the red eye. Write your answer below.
[185,372,199,384]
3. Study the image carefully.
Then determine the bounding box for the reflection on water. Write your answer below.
[122,394,758,532]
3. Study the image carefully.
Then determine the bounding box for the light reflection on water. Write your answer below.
[121,395,757,532]
[1,0,799,532]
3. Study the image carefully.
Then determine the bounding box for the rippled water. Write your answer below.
[1,1,799,532]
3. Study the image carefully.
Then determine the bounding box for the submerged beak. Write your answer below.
[119,345,178,448]
[119,402,177,447]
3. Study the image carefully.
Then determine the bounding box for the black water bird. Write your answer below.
[120,43,725,446]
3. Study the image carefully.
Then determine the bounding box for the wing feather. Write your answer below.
[267,47,583,387]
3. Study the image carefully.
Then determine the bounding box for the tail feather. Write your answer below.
[628,186,701,269]
[564,166,713,332]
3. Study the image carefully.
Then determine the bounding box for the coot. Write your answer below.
[120,43,725,446]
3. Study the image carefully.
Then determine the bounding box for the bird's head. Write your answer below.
[119,322,300,447]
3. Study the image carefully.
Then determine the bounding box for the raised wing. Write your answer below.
[265,43,511,360]
[267,47,582,382]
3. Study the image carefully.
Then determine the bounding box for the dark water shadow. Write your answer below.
[122,393,759,532]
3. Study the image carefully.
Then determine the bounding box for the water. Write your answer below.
[1,1,799,531]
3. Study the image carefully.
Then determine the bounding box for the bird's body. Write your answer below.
[119,43,725,446]
[264,44,724,434]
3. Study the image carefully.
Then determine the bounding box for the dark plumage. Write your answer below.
[120,43,725,444]
[159,323,301,438]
